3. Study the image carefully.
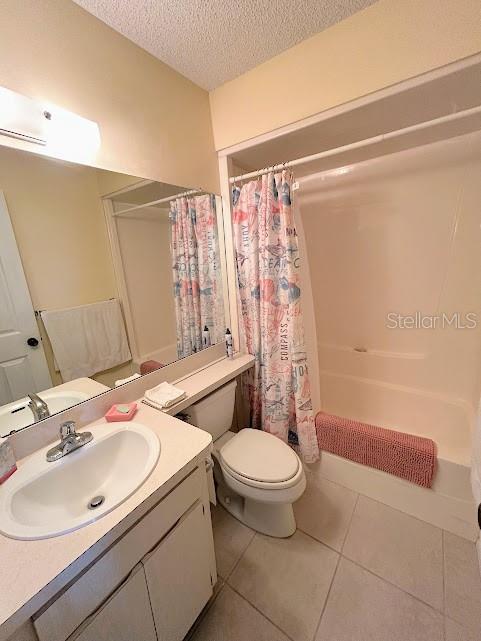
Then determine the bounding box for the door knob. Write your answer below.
[27,337,39,347]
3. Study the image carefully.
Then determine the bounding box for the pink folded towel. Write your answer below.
[315,411,437,488]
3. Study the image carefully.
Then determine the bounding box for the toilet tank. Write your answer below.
[186,380,237,440]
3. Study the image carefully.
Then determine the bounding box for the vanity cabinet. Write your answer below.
[143,502,213,641]
[71,565,156,641]
[32,465,216,641]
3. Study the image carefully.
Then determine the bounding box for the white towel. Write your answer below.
[115,373,141,386]
[41,299,131,382]
[143,382,186,410]
[471,398,481,576]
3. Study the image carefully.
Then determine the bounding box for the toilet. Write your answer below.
[186,380,306,538]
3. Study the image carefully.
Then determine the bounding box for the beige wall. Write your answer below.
[0,146,132,386]
[296,131,481,445]
[210,0,481,150]
[0,0,219,193]
[96,172,145,198]
[0,148,115,311]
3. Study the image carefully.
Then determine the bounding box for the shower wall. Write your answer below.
[296,132,481,454]
[114,203,177,366]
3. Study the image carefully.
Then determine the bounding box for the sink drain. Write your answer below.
[88,495,105,510]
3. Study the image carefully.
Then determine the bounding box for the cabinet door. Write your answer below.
[72,565,156,641]
[143,501,213,641]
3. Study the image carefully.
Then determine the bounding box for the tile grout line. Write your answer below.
[223,529,297,639]
[340,492,360,554]
[342,555,446,616]
[188,508,255,640]
[322,478,467,533]
[296,526,344,555]
[295,490,359,558]
[222,520,345,641]
[184,579,226,641]
[225,527,333,641]
[225,581,297,641]
[310,546,342,641]
[295,508,446,616]
[223,527,256,582]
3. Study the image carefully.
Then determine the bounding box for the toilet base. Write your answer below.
[217,483,296,538]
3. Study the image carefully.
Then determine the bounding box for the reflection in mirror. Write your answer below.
[0,146,227,436]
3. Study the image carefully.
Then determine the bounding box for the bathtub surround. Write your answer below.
[290,132,481,539]
[232,171,319,463]
[297,132,481,441]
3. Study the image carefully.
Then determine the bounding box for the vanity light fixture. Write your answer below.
[0,85,100,162]
[0,86,49,145]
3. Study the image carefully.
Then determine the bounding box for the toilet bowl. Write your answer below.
[185,380,306,538]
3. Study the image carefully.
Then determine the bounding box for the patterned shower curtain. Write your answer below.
[232,170,319,463]
[170,194,225,359]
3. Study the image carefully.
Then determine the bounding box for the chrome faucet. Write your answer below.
[27,393,50,422]
[46,421,93,462]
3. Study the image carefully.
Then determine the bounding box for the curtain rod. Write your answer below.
[112,188,204,217]
[229,104,481,184]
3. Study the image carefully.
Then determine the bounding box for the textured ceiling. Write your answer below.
[73,0,378,90]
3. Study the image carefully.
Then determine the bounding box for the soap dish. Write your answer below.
[105,402,137,422]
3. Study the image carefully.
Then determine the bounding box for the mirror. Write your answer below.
[0,145,227,436]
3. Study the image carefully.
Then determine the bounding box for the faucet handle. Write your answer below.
[60,421,77,439]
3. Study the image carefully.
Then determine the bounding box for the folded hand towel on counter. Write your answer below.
[115,373,142,386]
[41,299,131,382]
[143,382,186,410]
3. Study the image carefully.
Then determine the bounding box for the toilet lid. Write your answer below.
[220,429,299,483]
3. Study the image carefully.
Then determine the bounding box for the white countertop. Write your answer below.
[0,403,212,639]
[163,353,255,415]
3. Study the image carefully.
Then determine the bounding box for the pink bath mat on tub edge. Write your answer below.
[315,411,437,488]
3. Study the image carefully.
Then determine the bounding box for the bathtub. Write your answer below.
[313,369,477,540]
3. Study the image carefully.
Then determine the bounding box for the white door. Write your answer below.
[0,190,51,405]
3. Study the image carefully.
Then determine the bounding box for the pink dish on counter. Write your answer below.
[105,402,138,422]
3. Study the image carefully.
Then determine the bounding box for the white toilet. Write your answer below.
[186,380,306,538]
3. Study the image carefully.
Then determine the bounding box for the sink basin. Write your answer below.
[0,422,160,540]
[0,389,91,435]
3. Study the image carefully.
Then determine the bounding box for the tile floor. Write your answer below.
[189,476,481,641]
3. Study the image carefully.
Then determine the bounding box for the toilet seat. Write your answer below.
[219,429,303,490]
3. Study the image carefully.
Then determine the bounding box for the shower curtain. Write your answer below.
[170,194,224,358]
[232,171,319,463]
